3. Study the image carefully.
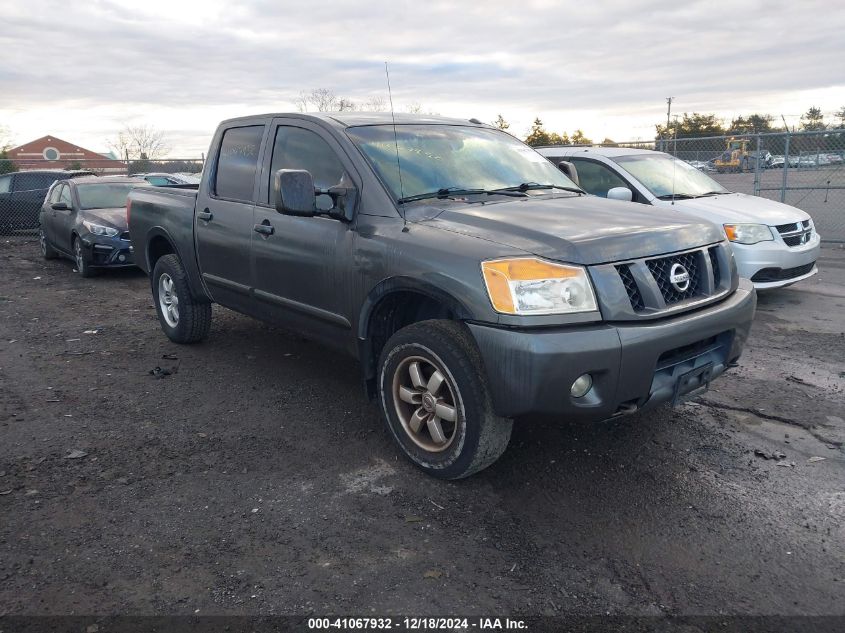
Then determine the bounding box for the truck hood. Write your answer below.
[666,193,810,225]
[412,195,722,265]
[81,207,128,231]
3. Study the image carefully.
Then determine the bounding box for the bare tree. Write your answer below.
[296,88,341,112]
[365,96,387,112]
[108,124,170,160]
[405,102,424,114]
[336,98,358,112]
[493,115,510,130]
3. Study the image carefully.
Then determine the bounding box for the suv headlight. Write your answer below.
[481,258,598,315]
[83,220,120,237]
[723,223,773,245]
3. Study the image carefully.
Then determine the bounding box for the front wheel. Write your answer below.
[39,227,58,259]
[378,320,512,479]
[152,254,211,344]
[73,236,96,277]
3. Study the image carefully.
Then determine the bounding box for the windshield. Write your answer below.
[346,125,579,201]
[613,153,729,198]
[76,183,137,210]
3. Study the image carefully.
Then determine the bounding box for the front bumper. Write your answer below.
[468,278,756,420]
[80,234,135,267]
[731,234,820,289]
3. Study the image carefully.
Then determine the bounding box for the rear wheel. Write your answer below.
[39,227,57,259]
[152,254,211,344]
[378,320,512,479]
[73,236,96,277]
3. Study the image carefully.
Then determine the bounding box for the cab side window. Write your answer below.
[570,159,628,198]
[269,126,347,211]
[214,125,264,202]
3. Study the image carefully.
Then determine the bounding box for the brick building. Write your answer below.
[7,135,124,172]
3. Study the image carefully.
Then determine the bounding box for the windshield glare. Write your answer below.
[613,154,728,198]
[346,125,578,201]
[76,184,136,210]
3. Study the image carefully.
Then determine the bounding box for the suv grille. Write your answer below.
[615,264,644,311]
[645,251,702,305]
[708,246,721,286]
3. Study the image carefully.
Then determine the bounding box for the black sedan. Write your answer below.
[38,177,146,277]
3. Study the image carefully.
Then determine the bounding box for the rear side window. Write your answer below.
[16,173,56,191]
[214,125,264,202]
[0,175,10,194]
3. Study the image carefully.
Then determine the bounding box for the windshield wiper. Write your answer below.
[655,193,697,200]
[398,186,526,204]
[491,182,584,195]
[693,190,731,198]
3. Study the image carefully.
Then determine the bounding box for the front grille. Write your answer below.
[783,234,804,247]
[708,247,721,286]
[775,221,800,233]
[616,264,644,311]
[776,220,812,248]
[646,252,702,305]
[751,262,815,283]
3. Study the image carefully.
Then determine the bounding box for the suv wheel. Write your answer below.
[152,254,212,344]
[39,227,57,259]
[378,320,512,479]
[73,237,96,277]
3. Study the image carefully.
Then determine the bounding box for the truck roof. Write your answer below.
[219,112,492,129]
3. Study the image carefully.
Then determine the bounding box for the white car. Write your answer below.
[537,146,820,289]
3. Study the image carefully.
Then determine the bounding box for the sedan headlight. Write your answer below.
[723,223,773,245]
[481,258,598,315]
[82,220,120,237]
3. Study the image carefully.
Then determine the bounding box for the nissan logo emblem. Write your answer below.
[669,263,691,292]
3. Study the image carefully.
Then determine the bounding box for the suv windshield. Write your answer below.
[346,125,580,202]
[76,183,137,210]
[613,153,729,198]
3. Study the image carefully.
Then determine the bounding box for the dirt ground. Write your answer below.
[0,237,843,618]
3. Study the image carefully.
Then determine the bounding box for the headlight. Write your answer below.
[723,223,773,245]
[481,258,598,315]
[82,220,120,237]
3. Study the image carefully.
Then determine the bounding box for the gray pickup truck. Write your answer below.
[128,113,756,479]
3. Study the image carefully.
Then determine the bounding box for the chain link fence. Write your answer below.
[0,158,203,234]
[605,129,845,242]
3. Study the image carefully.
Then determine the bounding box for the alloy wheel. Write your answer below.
[158,273,180,327]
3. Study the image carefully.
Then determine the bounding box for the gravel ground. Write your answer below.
[0,237,843,618]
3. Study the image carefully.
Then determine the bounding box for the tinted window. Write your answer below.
[76,183,135,209]
[569,160,628,197]
[0,175,10,194]
[16,173,57,191]
[215,125,264,202]
[269,126,347,209]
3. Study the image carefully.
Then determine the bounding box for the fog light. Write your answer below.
[570,373,593,398]
[118,254,126,262]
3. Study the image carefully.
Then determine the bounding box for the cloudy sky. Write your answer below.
[2,0,844,156]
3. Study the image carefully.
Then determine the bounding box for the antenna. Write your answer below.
[670,114,679,205]
[385,61,406,225]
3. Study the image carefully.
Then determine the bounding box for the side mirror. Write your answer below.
[607,187,633,202]
[557,161,579,186]
[51,202,70,211]
[274,169,316,216]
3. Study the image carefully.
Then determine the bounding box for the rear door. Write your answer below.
[250,118,359,350]
[195,123,267,312]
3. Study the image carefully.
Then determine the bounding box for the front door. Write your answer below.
[250,119,359,351]
[195,124,266,313]
[53,184,76,253]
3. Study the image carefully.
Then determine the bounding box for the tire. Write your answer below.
[73,236,97,277]
[152,254,211,344]
[378,320,512,479]
[39,227,58,259]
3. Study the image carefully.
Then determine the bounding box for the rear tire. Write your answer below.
[152,254,211,344]
[378,320,512,479]
[39,227,58,259]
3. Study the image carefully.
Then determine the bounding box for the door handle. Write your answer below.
[253,223,275,236]
[197,209,213,221]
